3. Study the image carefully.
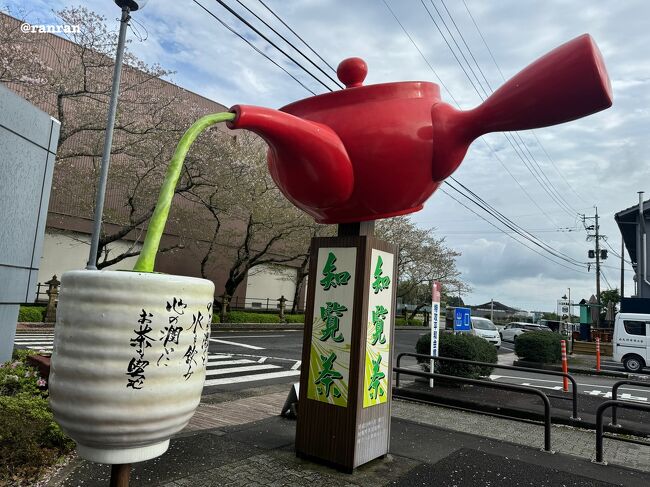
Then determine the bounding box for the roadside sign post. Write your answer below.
[561,340,569,392]
[596,337,601,372]
[453,307,472,333]
[430,281,442,387]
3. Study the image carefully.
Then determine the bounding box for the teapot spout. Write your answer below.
[431,34,612,181]
[227,105,354,210]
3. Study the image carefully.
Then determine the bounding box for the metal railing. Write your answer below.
[595,400,650,463]
[393,366,552,451]
[610,380,650,426]
[217,295,303,312]
[395,352,580,420]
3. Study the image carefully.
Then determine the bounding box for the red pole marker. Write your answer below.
[596,337,601,372]
[561,340,569,392]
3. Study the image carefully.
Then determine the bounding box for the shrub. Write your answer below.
[17,306,46,322]
[0,357,47,398]
[395,317,424,327]
[285,314,305,323]
[211,313,220,323]
[224,311,281,323]
[0,395,74,484]
[515,331,562,363]
[416,332,497,379]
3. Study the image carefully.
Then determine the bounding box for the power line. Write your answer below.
[234,0,343,89]
[422,0,577,218]
[211,0,334,92]
[460,0,589,206]
[199,0,587,275]
[381,1,559,225]
[440,187,588,274]
[447,178,586,268]
[256,0,338,74]
[191,0,316,95]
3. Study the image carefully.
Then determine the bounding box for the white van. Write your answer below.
[613,313,649,372]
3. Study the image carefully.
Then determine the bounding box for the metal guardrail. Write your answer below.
[610,380,650,426]
[395,352,580,420]
[393,366,553,451]
[595,400,650,463]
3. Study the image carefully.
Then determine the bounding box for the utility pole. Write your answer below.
[582,207,606,327]
[595,207,601,326]
[490,298,494,321]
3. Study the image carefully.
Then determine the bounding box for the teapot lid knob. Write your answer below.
[337,57,368,88]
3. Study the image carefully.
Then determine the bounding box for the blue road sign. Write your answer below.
[453,307,471,332]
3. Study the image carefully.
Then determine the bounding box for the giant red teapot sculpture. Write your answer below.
[227,34,612,224]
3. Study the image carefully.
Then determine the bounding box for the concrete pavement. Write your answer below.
[47,384,650,487]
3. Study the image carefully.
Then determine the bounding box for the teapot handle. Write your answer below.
[430,34,612,181]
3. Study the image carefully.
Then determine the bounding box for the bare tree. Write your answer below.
[1,7,221,268]
[376,216,468,319]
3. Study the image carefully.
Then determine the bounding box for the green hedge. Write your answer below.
[395,317,424,327]
[18,306,46,322]
[416,332,497,379]
[514,331,562,364]
[285,314,305,323]
[223,311,281,323]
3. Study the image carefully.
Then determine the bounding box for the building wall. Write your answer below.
[245,264,297,309]
[37,229,141,284]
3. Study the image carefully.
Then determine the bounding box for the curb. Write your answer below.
[211,323,304,331]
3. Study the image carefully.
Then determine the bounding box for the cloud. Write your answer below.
[7,0,645,311]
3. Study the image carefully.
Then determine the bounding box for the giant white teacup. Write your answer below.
[49,270,214,464]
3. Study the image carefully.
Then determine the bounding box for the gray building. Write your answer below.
[615,194,650,299]
[0,84,60,362]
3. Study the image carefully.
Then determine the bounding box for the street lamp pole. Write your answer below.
[86,4,132,269]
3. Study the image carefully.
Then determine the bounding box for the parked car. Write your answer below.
[500,322,552,343]
[470,317,501,349]
[613,312,649,372]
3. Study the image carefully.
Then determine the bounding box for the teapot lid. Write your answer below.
[281,57,440,116]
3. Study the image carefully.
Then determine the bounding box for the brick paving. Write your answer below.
[391,398,650,472]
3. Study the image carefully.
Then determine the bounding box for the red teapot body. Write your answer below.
[228,34,612,224]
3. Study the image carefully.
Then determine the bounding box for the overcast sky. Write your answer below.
[9,0,649,312]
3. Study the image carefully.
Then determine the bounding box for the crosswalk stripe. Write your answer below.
[15,340,52,345]
[209,338,265,350]
[204,370,300,386]
[27,346,53,350]
[205,364,280,377]
[207,359,255,367]
[207,354,233,359]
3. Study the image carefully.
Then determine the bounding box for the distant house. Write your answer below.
[470,301,530,321]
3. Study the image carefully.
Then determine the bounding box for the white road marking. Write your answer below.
[206,359,254,366]
[522,382,563,391]
[210,335,285,338]
[291,360,302,370]
[207,354,233,359]
[620,393,648,402]
[491,374,650,395]
[209,338,264,350]
[257,357,268,363]
[204,370,301,386]
[14,340,54,344]
[205,364,280,376]
[500,346,515,351]
[27,346,53,350]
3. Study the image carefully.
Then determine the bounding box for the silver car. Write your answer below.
[500,322,552,342]
[470,317,502,348]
